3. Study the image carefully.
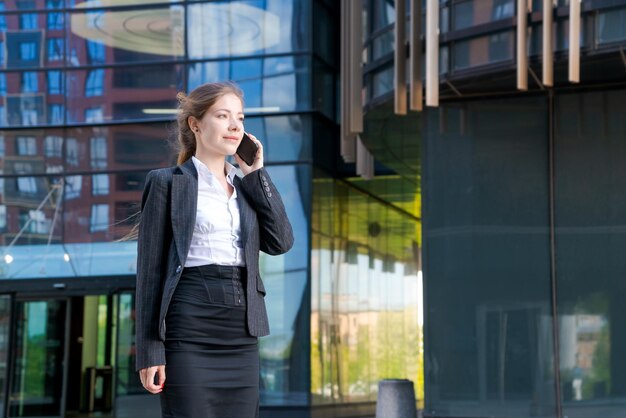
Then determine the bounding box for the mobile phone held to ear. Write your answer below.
[236,133,258,166]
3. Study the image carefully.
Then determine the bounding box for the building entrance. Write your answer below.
[2,292,127,418]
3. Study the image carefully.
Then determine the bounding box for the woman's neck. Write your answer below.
[194,152,227,178]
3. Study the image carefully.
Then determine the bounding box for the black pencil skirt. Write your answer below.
[161,264,259,418]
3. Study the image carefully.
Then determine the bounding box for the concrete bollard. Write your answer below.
[375,379,417,418]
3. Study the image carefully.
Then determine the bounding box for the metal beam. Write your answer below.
[409,0,423,111]
[395,0,407,114]
[543,0,554,87]
[569,0,581,83]
[426,0,439,107]
[517,0,529,91]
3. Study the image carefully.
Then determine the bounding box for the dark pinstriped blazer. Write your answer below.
[135,158,294,371]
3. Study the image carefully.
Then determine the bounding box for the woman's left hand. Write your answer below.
[234,133,264,176]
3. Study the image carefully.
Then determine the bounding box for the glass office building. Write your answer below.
[0,0,421,417]
[358,1,626,418]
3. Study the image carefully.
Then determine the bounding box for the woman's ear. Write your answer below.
[187,116,199,132]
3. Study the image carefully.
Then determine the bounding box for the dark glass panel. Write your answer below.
[0,295,10,407]
[453,31,514,71]
[241,114,311,163]
[188,56,311,114]
[9,300,66,417]
[255,164,310,405]
[372,0,395,32]
[597,8,626,44]
[0,128,65,174]
[423,97,556,417]
[555,89,626,417]
[64,123,174,172]
[453,0,514,31]
[67,5,184,66]
[66,65,183,124]
[187,0,310,59]
[312,1,337,66]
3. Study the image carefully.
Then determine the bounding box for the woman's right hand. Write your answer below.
[139,365,166,394]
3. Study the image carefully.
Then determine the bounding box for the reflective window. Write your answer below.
[92,173,109,195]
[372,0,395,32]
[453,0,514,30]
[21,72,39,93]
[47,37,64,62]
[17,136,37,155]
[47,70,63,94]
[86,40,105,64]
[6,31,42,69]
[453,31,514,71]
[20,42,38,62]
[66,137,78,166]
[85,107,103,123]
[90,136,107,169]
[65,175,82,199]
[68,5,185,66]
[49,104,65,124]
[47,10,64,30]
[66,65,182,124]
[20,13,39,30]
[90,203,109,232]
[85,69,105,96]
[0,74,5,95]
[555,90,626,416]
[597,8,626,44]
[311,171,422,405]
[372,65,393,98]
[187,0,309,59]
[241,115,311,163]
[44,135,63,157]
[0,4,6,31]
[259,164,311,405]
[188,57,310,114]
[423,97,555,417]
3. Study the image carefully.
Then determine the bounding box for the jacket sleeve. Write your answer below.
[135,169,170,371]
[240,167,294,255]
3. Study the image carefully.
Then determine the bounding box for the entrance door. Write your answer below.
[8,299,68,418]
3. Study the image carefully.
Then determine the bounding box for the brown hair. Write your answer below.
[118,82,244,242]
[174,81,244,165]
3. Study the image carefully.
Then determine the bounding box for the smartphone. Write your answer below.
[236,133,259,166]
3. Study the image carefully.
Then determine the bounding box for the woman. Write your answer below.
[135,81,294,417]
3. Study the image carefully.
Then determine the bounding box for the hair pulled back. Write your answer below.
[175,81,244,165]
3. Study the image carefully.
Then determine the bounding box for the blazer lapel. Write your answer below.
[171,159,198,265]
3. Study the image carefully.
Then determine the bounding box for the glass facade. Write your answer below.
[0,0,331,414]
[311,171,422,405]
[422,90,626,417]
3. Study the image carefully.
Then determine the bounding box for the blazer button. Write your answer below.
[263,181,269,187]
[175,265,182,274]
[267,192,272,197]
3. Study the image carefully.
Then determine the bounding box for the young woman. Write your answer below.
[135,81,293,417]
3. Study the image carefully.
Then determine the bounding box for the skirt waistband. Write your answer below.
[183,264,246,280]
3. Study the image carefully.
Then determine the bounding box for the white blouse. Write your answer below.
[184,156,245,267]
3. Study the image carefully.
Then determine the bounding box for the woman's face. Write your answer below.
[193,93,244,158]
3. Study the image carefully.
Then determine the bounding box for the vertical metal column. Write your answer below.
[569,0,581,83]
[410,0,423,111]
[350,0,364,133]
[425,0,439,107]
[340,0,355,162]
[517,0,529,90]
[395,0,407,114]
[543,0,554,86]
